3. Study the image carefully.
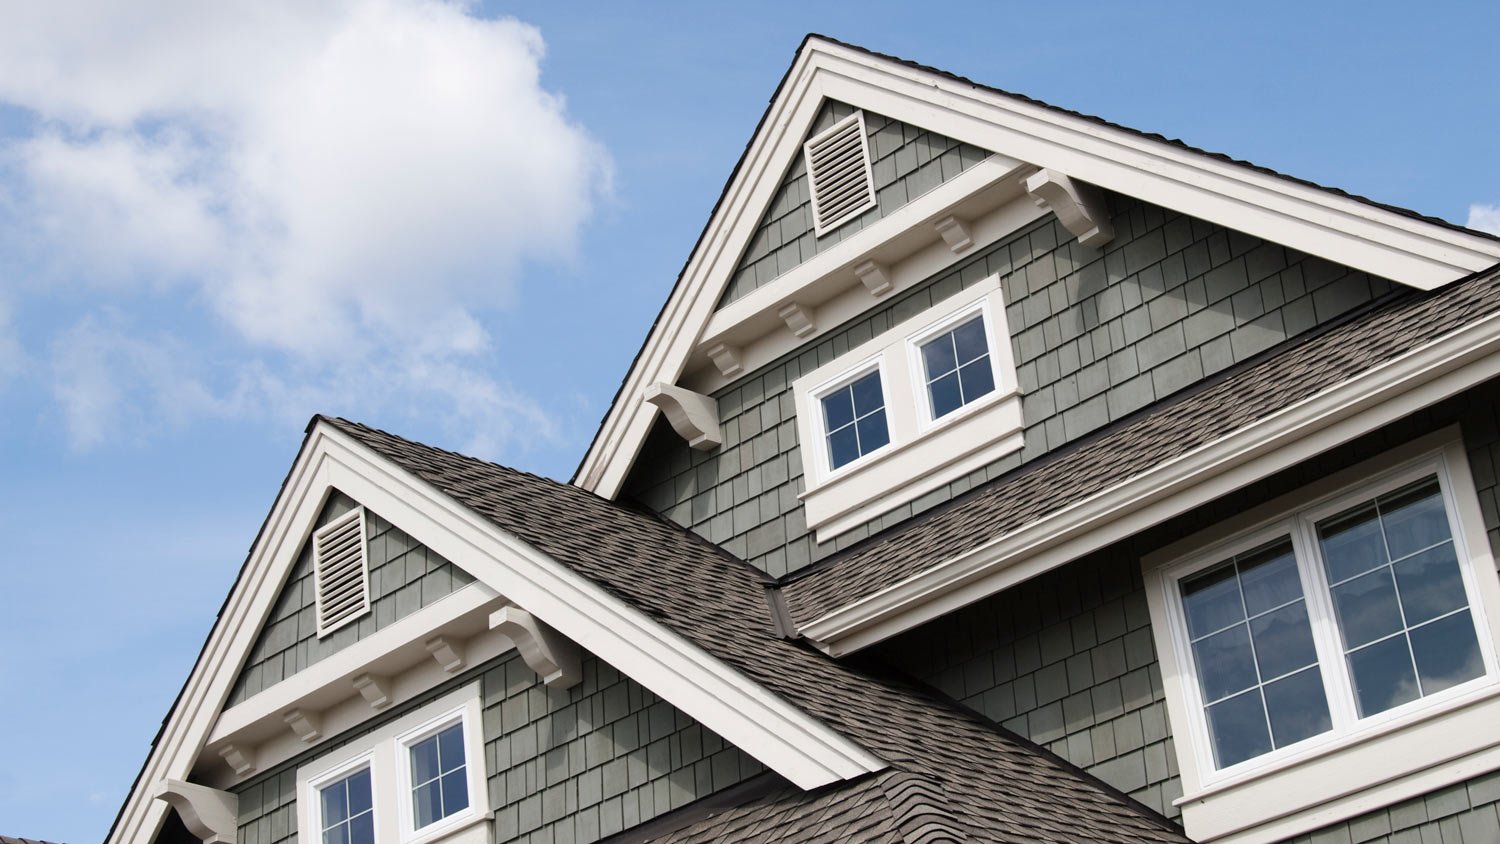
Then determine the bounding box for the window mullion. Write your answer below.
[1292,513,1359,732]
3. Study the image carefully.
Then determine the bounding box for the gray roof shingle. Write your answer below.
[321,416,1190,843]
[782,263,1500,627]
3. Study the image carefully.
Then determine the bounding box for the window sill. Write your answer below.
[800,390,1023,541]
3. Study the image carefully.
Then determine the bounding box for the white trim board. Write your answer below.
[108,422,884,844]
[573,36,1500,500]
[798,278,1500,656]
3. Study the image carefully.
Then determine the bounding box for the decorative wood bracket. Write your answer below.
[425,635,467,674]
[643,382,722,450]
[283,708,322,743]
[777,302,816,338]
[491,606,582,689]
[853,260,892,296]
[1024,168,1114,248]
[155,779,239,844]
[352,673,392,710]
[218,743,255,777]
[933,215,974,253]
[706,342,743,378]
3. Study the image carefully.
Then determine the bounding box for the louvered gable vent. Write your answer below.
[804,111,877,237]
[314,507,370,636]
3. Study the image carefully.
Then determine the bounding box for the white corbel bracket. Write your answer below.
[283,708,322,743]
[706,342,744,378]
[490,606,582,689]
[218,743,255,777]
[777,302,816,338]
[934,215,974,253]
[425,635,467,674]
[352,672,392,710]
[1024,168,1114,248]
[155,779,239,844]
[643,382,722,450]
[853,260,892,296]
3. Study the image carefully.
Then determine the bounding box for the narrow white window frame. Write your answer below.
[804,110,878,238]
[394,705,483,844]
[1144,429,1500,843]
[792,274,1023,541]
[297,684,490,844]
[314,506,372,637]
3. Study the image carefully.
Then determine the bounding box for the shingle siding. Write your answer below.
[227,491,475,706]
[873,378,1500,826]
[232,649,762,844]
[719,100,990,306]
[626,194,1392,577]
[1288,772,1500,844]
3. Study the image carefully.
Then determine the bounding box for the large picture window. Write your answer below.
[1160,449,1497,779]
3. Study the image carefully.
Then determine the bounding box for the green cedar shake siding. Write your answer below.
[231,649,763,844]
[625,195,1394,577]
[227,491,476,706]
[1287,771,1500,844]
[719,100,991,306]
[874,378,1500,823]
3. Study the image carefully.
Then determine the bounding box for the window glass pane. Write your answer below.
[1205,689,1272,768]
[952,317,989,364]
[1347,635,1420,717]
[850,371,884,416]
[928,372,962,418]
[1392,543,1467,626]
[1410,609,1483,695]
[321,780,349,825]
[856,409,890,453]
[821,389,854,431]
[1193,625,1258,702]
[1319,505,1387,583]
[437,724,466,774]
[958,359,996,403]
[411,734,441,784]
[1379,480,1450,560]
[827,425,860,470]
[413,779,442,830]
[1330,568,1404,649]
[346,769,372,816]
[1182,562,1243,640]
[348,812,375,844]
[324,824,350,844]
[920,333,958,376]
[1249,602,1318,681]
[1262,666,1331,748]
[1238,544,1302,617]
[441,770,471,815]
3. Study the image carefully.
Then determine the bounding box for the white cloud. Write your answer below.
[0,0,608,452]
[1468,204,1500,237]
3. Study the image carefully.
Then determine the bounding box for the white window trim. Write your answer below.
[1144,429,1500,843]
[793,274,1023,542]
[298,684,490,844]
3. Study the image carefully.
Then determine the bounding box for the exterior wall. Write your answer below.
[626,194,1394,577]
[228,491,476,706]
[1287,772,1500,844]
[719,100,990,305]
[872,378,1500,826]
[231,649,763,844]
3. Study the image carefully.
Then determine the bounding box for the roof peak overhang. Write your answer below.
[573,34,1500,499]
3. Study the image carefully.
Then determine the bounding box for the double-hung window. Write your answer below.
[300,685,488,844]
[1145,434,1500,842]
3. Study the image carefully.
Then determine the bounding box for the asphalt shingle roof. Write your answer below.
[321,415,1191,844]
[782,264,1500,626]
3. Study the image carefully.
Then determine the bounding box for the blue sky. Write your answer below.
[1,2,1497,841]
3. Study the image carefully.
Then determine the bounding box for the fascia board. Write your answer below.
[311,427,884,788]
[801,290,1500,656]
[574,38,1500,502]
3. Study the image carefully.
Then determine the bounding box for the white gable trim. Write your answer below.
[110,423,883,844]
[575,37,1500,499]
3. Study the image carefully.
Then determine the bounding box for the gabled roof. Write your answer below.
[786,260,1500,652]
[574,34,1500,500]
[324,416,1190,843]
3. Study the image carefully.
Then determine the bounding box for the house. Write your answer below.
[106,34,1500,844]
